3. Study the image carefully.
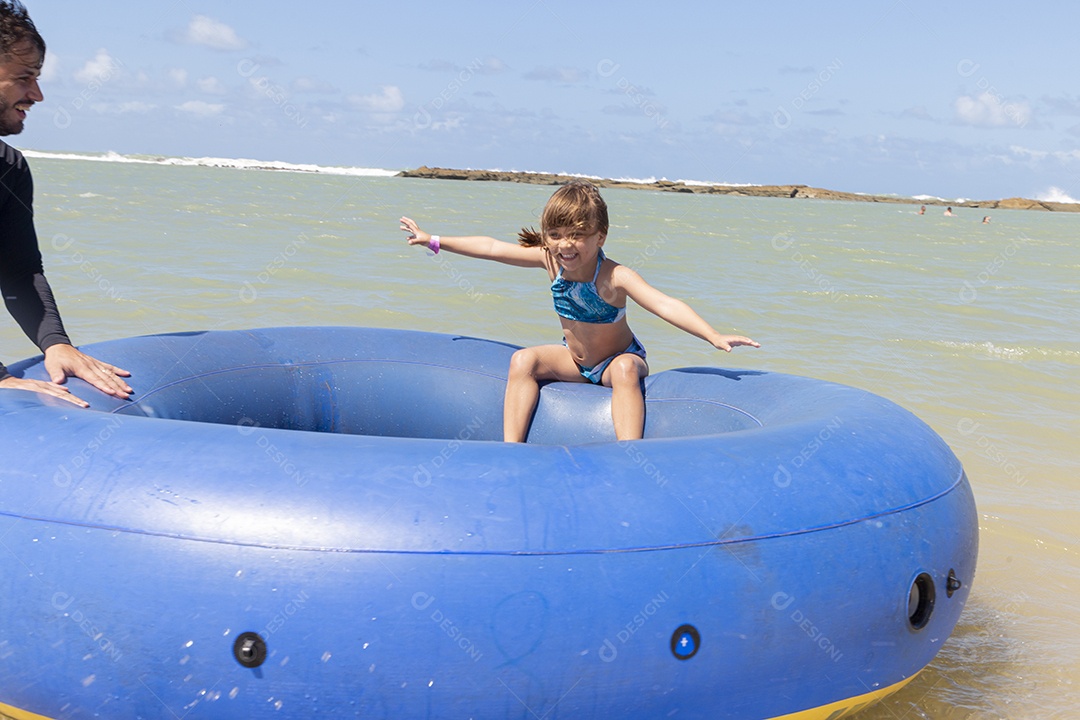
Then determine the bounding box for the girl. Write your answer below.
[400,181,758,442]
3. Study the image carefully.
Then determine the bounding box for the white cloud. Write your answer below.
[954,92,1031,128]
[1010,145,1047,161]
[480,57,506,75]
[169,68,188,87]
[74,49,123,85]
[349,85,404,113]
[899,105,934,122]
[430,116,462,131]
[40,53,58,83]
[292,76,338,94]
[197,76,227,95]
[523,66,586,83]
[116,101,156,114]
[88,100,157,116]
[1010,145,1080,163]
[183,15,247,51]
[419,57,504,76]
[175,100,225,117]
[1040,95,1080,116]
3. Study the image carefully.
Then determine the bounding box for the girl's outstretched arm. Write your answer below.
[616,265,760,352]
[399,216,546,268]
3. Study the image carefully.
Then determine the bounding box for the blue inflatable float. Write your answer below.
[0,326,977,719]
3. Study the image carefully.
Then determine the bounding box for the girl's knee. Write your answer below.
[607,355,647,386]
[508,348,540,377]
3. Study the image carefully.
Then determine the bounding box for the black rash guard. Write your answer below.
[0,140,70,382]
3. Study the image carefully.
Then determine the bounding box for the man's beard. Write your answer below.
[0,96,27,136]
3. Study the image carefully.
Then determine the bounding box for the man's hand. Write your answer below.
[43,343,132,403]
[0,374,90,407]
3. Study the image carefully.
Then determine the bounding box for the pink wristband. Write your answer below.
[428,235,440,254]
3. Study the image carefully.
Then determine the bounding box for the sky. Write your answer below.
[17,1,1080,201]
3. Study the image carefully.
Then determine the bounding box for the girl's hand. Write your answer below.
[713,335,760,352]
[399,216,431,246]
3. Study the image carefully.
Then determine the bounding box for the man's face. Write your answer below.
[0,41,44,136]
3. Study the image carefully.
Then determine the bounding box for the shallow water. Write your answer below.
[5,156,1078,719]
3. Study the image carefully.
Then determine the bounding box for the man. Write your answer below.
[0,0,131,407]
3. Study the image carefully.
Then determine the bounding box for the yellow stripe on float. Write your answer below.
[0,673,918,720]
[767,673,919,720]
[0,700,56,720]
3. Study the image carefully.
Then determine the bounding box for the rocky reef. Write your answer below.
[398,166,1080,213]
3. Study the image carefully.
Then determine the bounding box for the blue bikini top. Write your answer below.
[551,250,626,324]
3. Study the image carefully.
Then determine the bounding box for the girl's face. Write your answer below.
[545,226,606,274]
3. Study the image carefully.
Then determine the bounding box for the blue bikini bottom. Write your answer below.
[574,336,647,384]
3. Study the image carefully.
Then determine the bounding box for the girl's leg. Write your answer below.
[602,353,649,441]
[503,345,583,442]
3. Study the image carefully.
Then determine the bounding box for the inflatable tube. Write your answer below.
[0,326,977,719]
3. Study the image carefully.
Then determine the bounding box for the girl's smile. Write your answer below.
[546,227,605,276]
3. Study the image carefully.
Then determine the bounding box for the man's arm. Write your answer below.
[0,143,131,402]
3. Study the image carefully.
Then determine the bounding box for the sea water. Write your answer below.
[4,153,1078,719]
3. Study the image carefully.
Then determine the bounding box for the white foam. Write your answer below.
[678,178,759,188]
[1036,186,1080,204]
[933,340,1080,361]
[462,168,760,188]
[21,149,399,177]
[491,168,606,181]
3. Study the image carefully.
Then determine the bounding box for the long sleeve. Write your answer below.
[1,141,71,381]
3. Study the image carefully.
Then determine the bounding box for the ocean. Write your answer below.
[5,151,1078,719]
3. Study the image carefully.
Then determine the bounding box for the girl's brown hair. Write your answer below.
[518,181,609,247]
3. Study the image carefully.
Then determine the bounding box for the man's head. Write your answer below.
[0,1,44,136]
[0,1,44,59]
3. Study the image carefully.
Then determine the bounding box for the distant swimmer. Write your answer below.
[918,205,926,215]
[944,207,954,216]
[982,216,991,224]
